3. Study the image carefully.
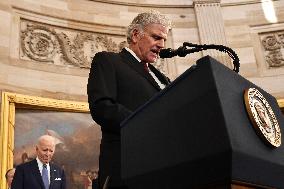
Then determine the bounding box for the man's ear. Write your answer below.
[132,29,141,43]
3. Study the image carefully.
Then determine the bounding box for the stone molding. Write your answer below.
[193,0,220,5]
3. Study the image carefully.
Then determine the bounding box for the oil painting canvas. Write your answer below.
[14,109,101,189]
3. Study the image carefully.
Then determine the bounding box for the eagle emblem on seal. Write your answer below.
[244,88,281,148]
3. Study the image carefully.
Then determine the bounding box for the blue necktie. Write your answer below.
[42,164,49,189]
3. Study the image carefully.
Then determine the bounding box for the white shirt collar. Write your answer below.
[124,47,141,62]
[36,157,50,168]
[125,47,149,67]
[36,157,51,183]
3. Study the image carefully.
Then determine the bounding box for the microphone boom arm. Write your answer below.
[160,42,240,73]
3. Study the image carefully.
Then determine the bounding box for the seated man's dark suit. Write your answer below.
[11,159,66,189]
[87,48,170,188]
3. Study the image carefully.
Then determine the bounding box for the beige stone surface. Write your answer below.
[222,0,284,98]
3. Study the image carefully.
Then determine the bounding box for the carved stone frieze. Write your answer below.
[261,32,284,68]
[20,20,127,68]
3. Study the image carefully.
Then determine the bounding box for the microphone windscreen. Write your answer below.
[159,48,172,58]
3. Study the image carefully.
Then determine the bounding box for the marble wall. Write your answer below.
[0,0,283,101]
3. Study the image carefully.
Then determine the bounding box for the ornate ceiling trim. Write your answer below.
[89,0,193,8]
[221,0,279,7]
[89,0,280,7]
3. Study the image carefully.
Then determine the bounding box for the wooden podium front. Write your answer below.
[121,56,284,189]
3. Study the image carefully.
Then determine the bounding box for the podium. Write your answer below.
[121,56,284,189]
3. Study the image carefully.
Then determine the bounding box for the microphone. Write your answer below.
[159,48,176,58]
[159,46,201,58]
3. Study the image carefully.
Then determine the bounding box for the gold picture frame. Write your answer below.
[0,92,90,189]
[278,98,284,114]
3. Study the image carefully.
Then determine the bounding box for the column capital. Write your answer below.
[193,0,221,5]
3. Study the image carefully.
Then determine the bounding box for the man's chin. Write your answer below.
[147,54,158,63]
[148,58,157,63]
[42,160,50,164]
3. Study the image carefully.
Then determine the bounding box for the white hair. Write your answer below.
[37,135,56,146]
[126,10,172,44]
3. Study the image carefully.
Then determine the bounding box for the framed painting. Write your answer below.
[0,92,101,189]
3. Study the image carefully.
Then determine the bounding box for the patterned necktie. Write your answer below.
[42,164,49,189]
[141,62,149,73]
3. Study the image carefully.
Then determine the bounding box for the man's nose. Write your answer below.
[157,39,165,48]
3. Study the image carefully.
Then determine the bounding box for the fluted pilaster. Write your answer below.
[193,0,232,69]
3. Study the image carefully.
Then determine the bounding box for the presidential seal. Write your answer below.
[244,88,281,148]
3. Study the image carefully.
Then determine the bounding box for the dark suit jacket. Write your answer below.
[87,48,170,187]
[11,159,66,189]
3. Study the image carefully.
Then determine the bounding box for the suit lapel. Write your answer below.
[120,49,162,90]
[30,159,45,189]
[49,164,55,189]
[148,64,170,85]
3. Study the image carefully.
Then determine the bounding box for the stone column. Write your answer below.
[193,0,232,69]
